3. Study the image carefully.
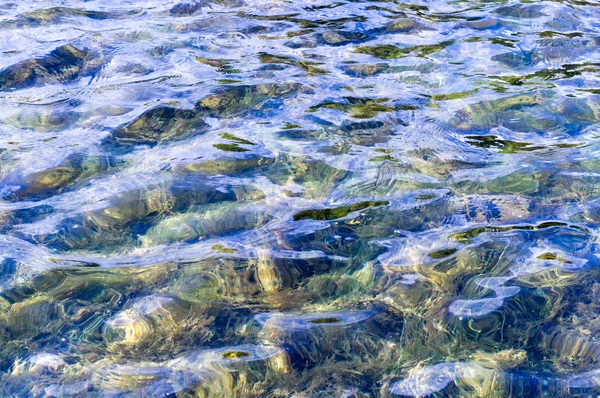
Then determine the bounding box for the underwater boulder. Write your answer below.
[384,18,433,33]
[2,109,79,132]
[449,93,544,131]
[555,97,600,123]
[195,83,303,118]
[9,7,141,27]
[110,106,208,145]
[5,154,125,201]
[175,153,275,175]
[0,295,61,338]
[169,2,206,16]
[494,38,600,68]
[0,44,102,91]
[318,31,369,46]
[492,50,539,68]
[139,204,272,247]
[461,18,500,30]
[169,0,245,16]
[21,179,266,251]
[93,344,287,396]
[495,4,546,18]
[544,11,580,31]
[339,63,390,77]
[538,37,600,63]
[265,154,349,199]
[103,295,194,347]
[253,308,398,369]
[389,362,489,397]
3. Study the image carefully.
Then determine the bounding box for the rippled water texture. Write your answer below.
[2,0,600,396]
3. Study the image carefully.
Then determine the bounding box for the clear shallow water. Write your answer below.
[0,0,600,396]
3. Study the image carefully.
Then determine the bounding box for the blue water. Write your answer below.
[1,0,600,396]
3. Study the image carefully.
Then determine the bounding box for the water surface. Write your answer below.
[1,0,600,396]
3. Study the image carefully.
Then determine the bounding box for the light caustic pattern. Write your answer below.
[0,0,600,396]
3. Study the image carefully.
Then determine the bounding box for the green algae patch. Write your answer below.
[465,135,545,153]
[488,63,600,88]
[355,40,454,59]
[429,89,479,101]
[222,351,250,359]
[293,200,390,221]
[308,317,342,324]
[218,133,256,145]
[415,194,437,200]
[196,83,302,118]
[258,52,328,75]
[308,97,394,118]
[465,135,583,154]
[195,57,241,74]
[355,44,402,59]
[428,248,458,259]
[369,154,399,162]
[211,244,238,254]
[216,79,242,84]
[536,252,573,264]
[449,221,571,241]
[538,31,584,38]
[239,12,366,29]
[449,93,544,131]
[340,63,390,77]
[467,37,518,48]
[213,143,251,152]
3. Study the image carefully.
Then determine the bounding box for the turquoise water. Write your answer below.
[0,0,600,396]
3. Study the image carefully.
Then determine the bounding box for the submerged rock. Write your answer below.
[139,204,272,246]
[492,50,539,68]
[384,18,432,33]
[544,11,580,31]
[0,295,59,337]
[195,83,304,117]
[355,41,454,59]
[176,153,275,175]
[309,97,394,118]
[110,106,208,145]
[265,154,350,199]
[293,200,390,221]
[2,109,79,132]
[169,2,205,16]
[22,180,264,251]
[255,310,374,330]
[494,38,600,68]
[495,4,546,19]
[462,18,500,30]
[318,31,369,46]
[0,44,102,91]
[169,0,244,16]
[258,52,328,75]
[389,362,477,396]
[556,97,600,123]
[337,118,404,146]
[537,37,600,63]
[339,63,390,77]
[92,344,287,396]
[449,92,544,131]
[103,295,194,346]
[5,154,125,201]
[252,308,401,371]
[11,7,140,26]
